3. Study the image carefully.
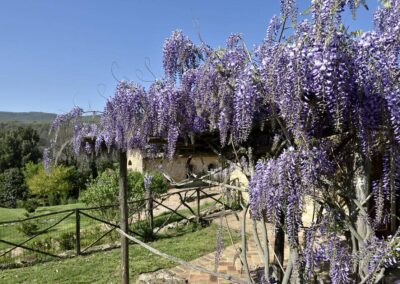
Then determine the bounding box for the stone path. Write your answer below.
[125,186,222,225]
[166,213,290,283]
[153,187,221,217]
[169,241,260,283]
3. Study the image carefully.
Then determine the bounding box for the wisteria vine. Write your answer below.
[49,0,400,282]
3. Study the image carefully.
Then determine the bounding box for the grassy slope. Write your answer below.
[0,208,27,223]
[33,203,85,215]
[0,204,87,250]
[0,202,215,251]
[0,203,85,221]
[0,224,238,284]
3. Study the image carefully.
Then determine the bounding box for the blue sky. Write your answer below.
[0,0,378,114]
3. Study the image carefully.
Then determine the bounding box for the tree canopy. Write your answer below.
[0,168,27,208]
[0,126,41,172]
[24,162,82,204]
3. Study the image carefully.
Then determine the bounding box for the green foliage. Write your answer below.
[58,232,75,251]
[0,224,237,283]
[94,153,117,173]
[22,162,40,181]
[81,170,167,207]
[80,170,167,222]
[0,127,41,172]
[133,222,157,242]
[22,198,40,213]
[17,220,39,237]
[0,168,28,208]
[24,162,81,205]
[80,170,143,221]
[24,163,71,195]
[147,171,169,196]
[80,169,120,207]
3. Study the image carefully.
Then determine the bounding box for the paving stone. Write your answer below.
[165,213,293,283]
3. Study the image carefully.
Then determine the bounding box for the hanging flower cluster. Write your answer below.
[248,146,332,244]
[163,30,200,81]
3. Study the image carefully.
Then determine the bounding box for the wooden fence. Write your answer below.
[0,186,238,268]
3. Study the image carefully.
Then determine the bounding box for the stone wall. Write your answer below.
[127,150,220,182]
[127,149,143,172]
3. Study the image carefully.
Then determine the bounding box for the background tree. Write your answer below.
[0,126,41,172]
[24,162,82,205]
[0,168,28,208]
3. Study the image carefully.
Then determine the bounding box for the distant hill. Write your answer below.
[0,112,100,148]
[0,111,57,123]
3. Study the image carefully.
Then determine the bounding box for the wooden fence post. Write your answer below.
[145,186,154,230]
[196,188,200,224]
[75,209,81,256]
[274,214,285,282]
[119,151,129,284]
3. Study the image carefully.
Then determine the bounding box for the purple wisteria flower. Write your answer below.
[144,173,153,192]
[163,30,200,81]
[47,2,400,281]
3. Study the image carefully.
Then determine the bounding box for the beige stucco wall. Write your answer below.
[127,149,144,172]
[144,156,220,181]
[301,197,315,227]
[227,167,316,225]
[144,157,187,181]
[127,149,220,182]
[229,168,249,201]
[128,149,317,226]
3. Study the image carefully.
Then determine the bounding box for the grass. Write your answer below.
[0,208,27,223]
[0,203,88,251]
[33,203,85,215]
[0,224,239,284]
[0,203,86,223]
[0,200,220,256]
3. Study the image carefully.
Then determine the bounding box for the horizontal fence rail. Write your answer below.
[0,185,239,268]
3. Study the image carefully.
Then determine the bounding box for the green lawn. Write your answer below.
[0,224,239,284]
[0,201,220,259]
[0,207,27,223]
[0,203,88,251]
[33,203,85,215]
[0,203,86,223]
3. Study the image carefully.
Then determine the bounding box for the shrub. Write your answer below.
[133,222,157,242]
[23,198,40,213]
[15,199,25,208]
[81,170,168,204]
[58,232,75,251]
[80,169,120,207]
[17,220,39,237]
[80,169,145,221]
[147,172,168,196]
[0,168,28,208]
[80,170,168,222]
[32,237,52,252]
[24,162,81,205]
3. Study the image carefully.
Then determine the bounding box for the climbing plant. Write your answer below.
[49,0,400,283]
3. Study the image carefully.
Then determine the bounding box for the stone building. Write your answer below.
[127,149,221,182]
